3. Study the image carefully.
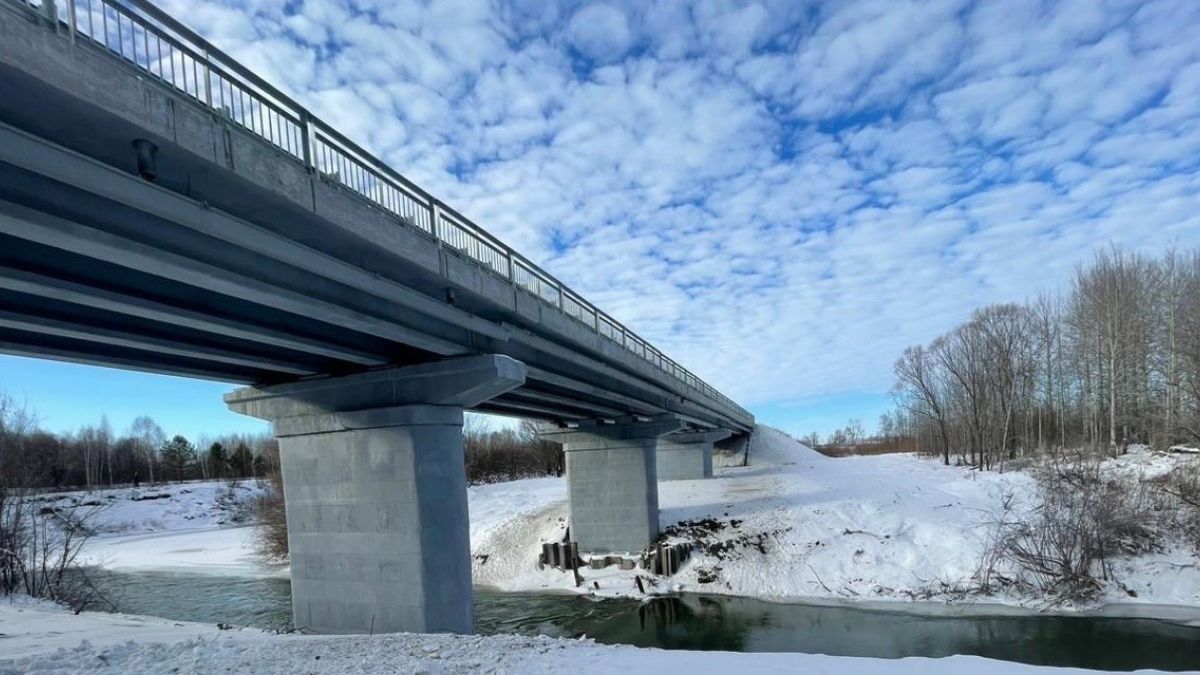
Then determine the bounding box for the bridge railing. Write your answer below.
[14,0,752,423]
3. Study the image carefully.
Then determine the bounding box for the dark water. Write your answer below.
[83,569,1200,671]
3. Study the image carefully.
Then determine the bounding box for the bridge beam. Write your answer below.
[543,416,683,553]
[656,430,733,481]
[225,355,525,635]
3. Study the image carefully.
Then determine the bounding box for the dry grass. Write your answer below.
[253,472,288,562]
[979,451,1166,603]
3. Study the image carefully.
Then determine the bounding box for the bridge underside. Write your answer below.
[0,2,756,637]
[0,118,735,428]
[0,12,752,433]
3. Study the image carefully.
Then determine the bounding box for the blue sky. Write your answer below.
[3,0,1200,441]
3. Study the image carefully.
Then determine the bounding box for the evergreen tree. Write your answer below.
[207,442,227,479]
[160,435,196,483]
[230,443,254,478]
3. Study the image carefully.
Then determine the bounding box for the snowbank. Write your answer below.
[472,425,1036,604]
[38,480,276,578]
[52,430,1200,612]
[84,525,273,577]
[30,480,267,535]
[471,426,1200,611]
[0,596,257,661]
[0,601,1179,674]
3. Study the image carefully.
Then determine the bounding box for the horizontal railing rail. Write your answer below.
[13,0,751,422]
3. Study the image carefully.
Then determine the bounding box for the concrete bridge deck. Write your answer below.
[0,0,751,434]
[0,0,755,635]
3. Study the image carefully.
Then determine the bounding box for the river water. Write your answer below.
[82,569,1200,671]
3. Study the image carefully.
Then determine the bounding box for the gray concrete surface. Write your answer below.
[0,4,758,636]
[0,3,754,433]
[656,430,734,481]
[546,417,683,553]
[227,355,525,635]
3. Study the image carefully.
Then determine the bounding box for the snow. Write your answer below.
[51,430,1199,614]
[36,479,278,578]
[0,600,1183,674]
[29,480,267,535]
[84,526,275,578]
[5,429,1199,672]
[470,426,1200,612]
[473,426,1033,603]
[0,596,257,662]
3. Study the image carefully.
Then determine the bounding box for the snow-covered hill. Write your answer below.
[46,428,1200,609]
[30,480,267,535]
[472,426,1200,611]
[30,480,271,576]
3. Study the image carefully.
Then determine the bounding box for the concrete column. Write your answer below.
[656,430,733,481]
[544,417,683,554]
[225,355,525,635]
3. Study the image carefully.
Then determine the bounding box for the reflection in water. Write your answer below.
[80,569,1200,672]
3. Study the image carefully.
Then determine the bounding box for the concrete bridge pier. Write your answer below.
[545,416,683,553]
[656,430,733,481]
[225,355,525,635]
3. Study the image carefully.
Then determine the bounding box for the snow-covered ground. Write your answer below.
[0,599,1184,674]
[28,479,273,578]
[48,428,1200,611]
[5,428,1200,672]
[473,427,1200,612]
[29,480,267,535]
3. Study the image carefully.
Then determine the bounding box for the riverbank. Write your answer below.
[473,427,1200,615]
[55,426,1200,616]
[2,598,1192,674]
[7,429,1200,671]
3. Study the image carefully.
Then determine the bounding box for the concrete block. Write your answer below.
[656,430,732,480]
[277,406,471,635]
[226,355,528,635]
[564,435,659,553]
[656,439,713,480]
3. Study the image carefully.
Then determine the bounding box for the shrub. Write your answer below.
[254,471,288,562]
[0,486,109,612]
[982,452,1161,602]
[1160,463,1200,550]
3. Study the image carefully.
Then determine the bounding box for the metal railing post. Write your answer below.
[41,0,57,29]
[66,0,76,43]
[300,113,314,169]
[430,201,443,241]
[202,48,212,106]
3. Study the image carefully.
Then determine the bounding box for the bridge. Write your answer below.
[0,0,754,634]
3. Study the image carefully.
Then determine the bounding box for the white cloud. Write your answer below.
[155,0,1200,435]
[566,4,633,62]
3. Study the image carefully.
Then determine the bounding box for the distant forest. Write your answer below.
[883,246,1200,469]
[0,397,278,489]
[0,394,565,490]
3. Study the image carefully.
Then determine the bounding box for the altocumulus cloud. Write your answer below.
[157,0,1200,431]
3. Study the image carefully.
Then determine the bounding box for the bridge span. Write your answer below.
[0,0,754,634]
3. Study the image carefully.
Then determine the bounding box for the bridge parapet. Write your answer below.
[5,0,750,427]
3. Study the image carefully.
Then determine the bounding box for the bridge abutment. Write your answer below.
[656,430,733,481]
[544,417,683,553]
[225,355,525,635]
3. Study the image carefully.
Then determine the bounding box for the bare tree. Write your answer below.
[893,345,953,465]
[886,246,1200,466]
[129,415,165,484]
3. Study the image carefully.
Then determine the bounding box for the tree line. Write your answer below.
[0,394,278,489]
[888,247,1200,469]
[463,417,563,484]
